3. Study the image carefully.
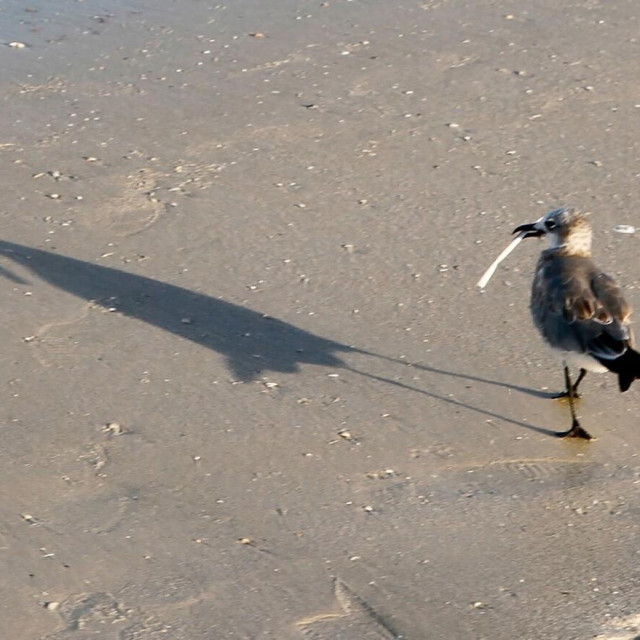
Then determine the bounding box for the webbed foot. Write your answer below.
[556,420,593,440]
[551,390,582,400]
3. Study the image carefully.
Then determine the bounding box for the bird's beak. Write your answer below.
[512,222,544,238]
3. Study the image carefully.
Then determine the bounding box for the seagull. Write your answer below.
[514,207,640,440]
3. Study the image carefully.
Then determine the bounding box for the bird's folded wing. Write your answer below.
[591,272,632,323]
[540,271,631,359]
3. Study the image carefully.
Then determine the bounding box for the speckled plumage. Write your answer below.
[529,209,634,375]
[515,207,640,438]
[531,252,632,367]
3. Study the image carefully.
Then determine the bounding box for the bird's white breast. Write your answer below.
[559,350,608,373]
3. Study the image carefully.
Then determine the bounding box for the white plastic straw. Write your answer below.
[476,233,526,289]
[477,216,545,289]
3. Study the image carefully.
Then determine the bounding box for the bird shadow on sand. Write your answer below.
[406,362,559,400]
[0,240,557,437]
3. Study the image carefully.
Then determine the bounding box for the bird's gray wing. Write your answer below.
[589,272,634,354]
[534,263,631,359]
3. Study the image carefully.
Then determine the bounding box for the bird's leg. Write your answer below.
[556,366,593,440]
[552,368,587,399]
[572,368,587,395]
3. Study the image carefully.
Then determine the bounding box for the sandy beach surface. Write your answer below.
[3,1,640,638]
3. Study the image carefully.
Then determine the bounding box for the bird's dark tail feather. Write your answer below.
[597,347,640,392]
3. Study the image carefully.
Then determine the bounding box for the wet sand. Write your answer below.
[2,1,640,638]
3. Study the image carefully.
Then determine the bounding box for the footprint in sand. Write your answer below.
[595,612,640,639]
[297,579,399,640]
[43,592,131,638]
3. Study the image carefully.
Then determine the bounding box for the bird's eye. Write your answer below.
[546,219,557,230]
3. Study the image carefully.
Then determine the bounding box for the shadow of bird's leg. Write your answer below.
[551,367,587,399]
[556,366,593,440]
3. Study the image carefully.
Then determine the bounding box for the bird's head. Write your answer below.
[513,207,592,256]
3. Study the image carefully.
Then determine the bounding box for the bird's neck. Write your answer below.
[545,245,592,258]
[547,232,592,257]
